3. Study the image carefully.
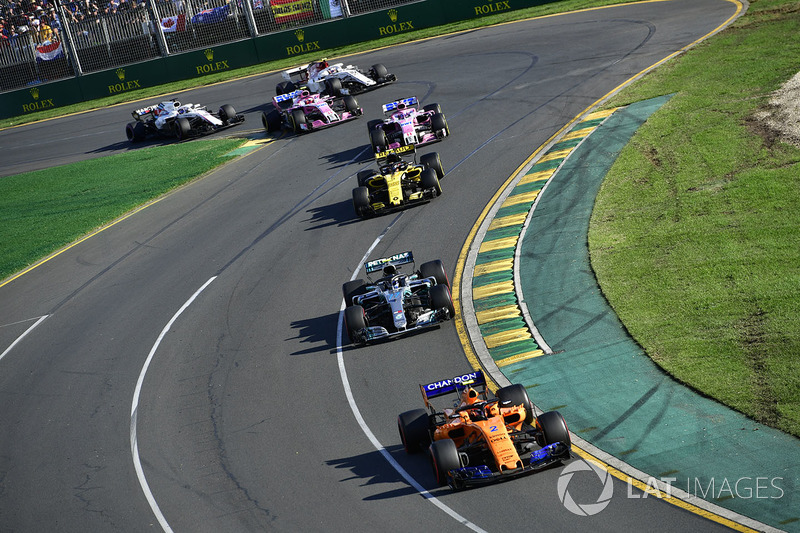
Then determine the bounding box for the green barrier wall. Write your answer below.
[0,0,552,120]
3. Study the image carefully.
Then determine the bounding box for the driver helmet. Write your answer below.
[460,387,479,406]
[383,264,397,276]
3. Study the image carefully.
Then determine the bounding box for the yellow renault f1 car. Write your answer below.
[351,145,445,219]
[397,370,571,489]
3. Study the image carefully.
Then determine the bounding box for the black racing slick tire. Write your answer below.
[420,167,442,197]
[218,104,236,125]
[419,259,449,289]
[290,108,306,134]
[352,186,371,218]
[357,170,378,187]
[398,409,432,454]
[126,121,145,142]
[423,103,442,115]
[370,128,387,153]
[262,110,281,132]
[325,77,343,96]
[276,80,296,95]
[420,152,444,180]
[370,63,388,82]
[343,95,359,114]
[430,112,449,137]
[342,279,366,307]
[497,383,535,424]
[429,439,460,486]
[366,119,382,132]
[430,284,455,319]
[537,411,571,448]
[174,117,191,140]
[344,305,368,345]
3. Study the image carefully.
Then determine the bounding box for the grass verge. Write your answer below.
[591,0,800,436]
[0,138,245,282]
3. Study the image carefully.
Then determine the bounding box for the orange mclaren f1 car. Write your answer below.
[397,370,571,489]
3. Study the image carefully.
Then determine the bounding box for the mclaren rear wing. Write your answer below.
[420,370,486,409]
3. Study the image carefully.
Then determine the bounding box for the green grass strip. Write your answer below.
[0,138,245,280]
[592,0,800,436]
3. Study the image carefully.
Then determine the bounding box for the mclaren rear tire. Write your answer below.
[398,409,431,454]
[497,383,535,424]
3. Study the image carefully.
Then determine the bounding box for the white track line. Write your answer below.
[0,315,49,363]
[130,276,217,533]
[336,231,487,533]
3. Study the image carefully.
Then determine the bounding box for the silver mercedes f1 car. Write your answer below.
[342,251,455,345]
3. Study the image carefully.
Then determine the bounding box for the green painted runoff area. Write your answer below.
[508,97,799,531]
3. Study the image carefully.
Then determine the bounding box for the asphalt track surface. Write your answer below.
[0,1,744,531]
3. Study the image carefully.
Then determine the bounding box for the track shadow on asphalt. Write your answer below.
[89,138,163,153]
[326,445,438,499]
[319,143,373,170]
[303,199,361,230]
[288,311,340,355]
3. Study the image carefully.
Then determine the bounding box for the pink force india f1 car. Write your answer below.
[367,96,449,154]
[261,88,362,135]
[398,370,572,489]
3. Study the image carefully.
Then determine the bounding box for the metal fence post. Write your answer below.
[240,0,259,38]
[58,5,84,75]
[147,1,171,57]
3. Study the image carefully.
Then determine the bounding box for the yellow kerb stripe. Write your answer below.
[479,235,518,253]
[540,148,572,162]
[584,108,617,121]
[520,169,554,184]
[473,280,515,300]
[484,328,532,348]
[476,305,521,324]
[474,258,513,277]
[562,127,596,141]
[496,350,545,366]
[500,190,539,208]
[488,213,527,230]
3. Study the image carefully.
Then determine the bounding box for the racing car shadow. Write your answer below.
[319,144,373,170]
[90,137,164,153]
[326,445,438,498]
[304,199,362,230]
[288,311,341,355]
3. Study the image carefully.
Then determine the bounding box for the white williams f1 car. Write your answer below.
[342,251,455,345]
[277,59,396,96]
[125,99,244,142]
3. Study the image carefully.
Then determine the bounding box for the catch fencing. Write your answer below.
[0,0,421,93]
